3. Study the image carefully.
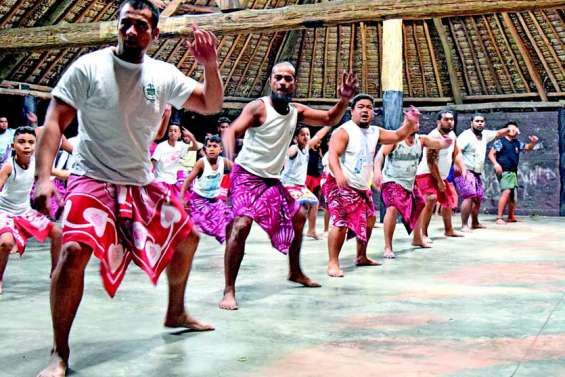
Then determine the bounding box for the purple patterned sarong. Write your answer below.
[454,171,484,200]
[230,164,299,254]
[190,192,233,243]
[322,174,375,242]
[381,182,425,234]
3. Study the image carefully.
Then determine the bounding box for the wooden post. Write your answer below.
[381,18,403,131]
[558,107,565,216]
[433,18,463,104]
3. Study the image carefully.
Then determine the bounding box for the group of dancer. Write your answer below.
[0,1,540,376]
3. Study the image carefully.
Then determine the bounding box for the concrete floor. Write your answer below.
[1,214,565,377]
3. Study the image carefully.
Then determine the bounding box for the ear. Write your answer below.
[153,27,160,40]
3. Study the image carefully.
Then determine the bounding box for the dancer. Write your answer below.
[0,127,62,294]
[152,123,188,197]
[220,62,358,310]
[281,125,331,239]
[413,110,467,247]
[34,1,223,376]
[325,95,420,277]
[455,115,516,231]
[374,132,452,259]
[179,134,233,243]
[488,121,538,224]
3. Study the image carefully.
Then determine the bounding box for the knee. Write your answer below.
[187,227,200,244]
[426,195,437,204]
[49,226,62,241]
[0,235,15,253]
[59,242,90,269]
[294,208,307,225]
[232,217,252,235]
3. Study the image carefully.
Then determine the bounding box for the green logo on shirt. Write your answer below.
[144,83,156,102]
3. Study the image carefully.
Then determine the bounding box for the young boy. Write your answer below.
[152,123,189,197]
[180,135,233,243]
[0,127,62,293]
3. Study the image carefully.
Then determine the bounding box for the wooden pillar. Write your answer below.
[381,18,403,131]
[559,108,565,216]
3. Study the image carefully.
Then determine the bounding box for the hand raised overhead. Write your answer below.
[337,70,359,100]
[186,23,218,67]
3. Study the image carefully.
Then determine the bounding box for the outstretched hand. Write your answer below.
[404,106,421,133]
[186,24,218,68]
[529,135,539,144]
[337,71,358,100]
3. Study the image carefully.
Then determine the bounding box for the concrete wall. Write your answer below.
[414,110,561,216]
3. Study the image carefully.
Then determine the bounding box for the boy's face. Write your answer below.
[296,128,310,147]
[205,141,222,158]
[168,125,181,141]
[14,133,36,158]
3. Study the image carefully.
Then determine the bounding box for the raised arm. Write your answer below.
[295,71,357,127]
[222,99,264,160]
[420,134,453,150]
[524,135,539,151]
[182,25,223,115]
[307,126,332,149]
[328,128,349,188]
[35,98,77,212]
[154,104,172,141]
[495,124,518,139]
[377,106,420,145]
[182,128,201,151]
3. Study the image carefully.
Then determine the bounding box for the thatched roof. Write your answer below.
[0,0,563,108]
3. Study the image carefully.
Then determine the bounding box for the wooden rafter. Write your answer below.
[469,16,502,93]
[245,32,279,96]
[0,0,26,28]
[481,15,517,93]
[219,35,242,71]
[224,34,253,87]
[322,27,329,97]
[540,10,565,51]
[402,23,413,97]
[335,25,341,97]
[162,0,184,17]
[377,22,383,97]
[447,18,472,95]
[423,20,444,97]
[360,22,369,94]
[54,0,80,24]
[459,17,488,94]
[15,0,46,27]
[492,13,530,91]
[528,11,565,85]
[165,39,185,63]
[235,34,265,92]
[501,12,548,101]
[348,24,356,72]
[433,18,463,102]
[307,28,317,97]
[412,23,428,96]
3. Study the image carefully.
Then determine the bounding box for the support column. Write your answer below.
[559,108,565,216]
[379,19,404,221]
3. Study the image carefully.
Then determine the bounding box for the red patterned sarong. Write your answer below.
[0,209,53,255]
[190,192,233,243]
[415,174,457,209]
[381,182,425,234]
[305,175,322,194]
[62,175,192,297]
[230,164,299,254]
[322,174,375,242]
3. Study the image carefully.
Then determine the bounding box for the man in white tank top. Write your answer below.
[34,2,223,375]
[325,95,419,278]
[413,110,468,248]
[220,62,358,310]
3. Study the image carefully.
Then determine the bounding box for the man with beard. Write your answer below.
[325,95,419,277]
[34,1,222,375]
[220,62,357,310]
[413,110,467,247]
[455,115,516,231]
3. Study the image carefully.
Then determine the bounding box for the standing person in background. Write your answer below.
[0,116,15,165]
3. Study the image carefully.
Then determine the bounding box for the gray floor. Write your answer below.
[1,215,565,376]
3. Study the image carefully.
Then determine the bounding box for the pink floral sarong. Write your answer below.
[190,192,233,243]
[0,209,53,255]
[381,182,425,234]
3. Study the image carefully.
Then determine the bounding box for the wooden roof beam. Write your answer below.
[433,18,463,103]
[1,0,564,51]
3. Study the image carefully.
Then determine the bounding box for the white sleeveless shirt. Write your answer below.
[192,157,224,199]
[382,135,423,192]
[281,146,309,186]
[416,129,455,179]
[330,121,380,190]
[236,97,297,179]
[0,158,34,215]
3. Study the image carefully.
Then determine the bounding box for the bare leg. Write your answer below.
[507,191,518,222]
[219,216,252,310]
[48,226,62,277]
[306,204,321,239]
[412,195,435,248]
[288,208,321,287]
[355,216,380,266]
[460,198,473,231]
[37,241,92,377]
[383,207,397,258]
[327,225,347,277]
[0,233,15,294]
[471,198,485,228]
[164,228,213,330]
[323,209,330,234]
[497,189,511,224]
[443,207,463,237]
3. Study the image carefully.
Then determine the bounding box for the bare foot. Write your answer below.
[445,231,464,237]
[472,223,487,229]
[411,240,432,249]
[461,225,472,233]
[496,218,506,225]
[355,256,381,266]
[424,236,433,244]
[164,313,215,331]
[507,217,519,223]
[37,352,67,377]
[327,263,344,278]
[288,273,322,287]
[219,290,238,310]
[383,249,395,259]
[305,232,321,240]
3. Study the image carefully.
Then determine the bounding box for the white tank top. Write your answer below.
[382,135,423,192]
[235,97,297,179]
[416,129,455,179]
[281,146,309,185]
[0,158,34,215]
[330,121,380,190]
[192,157,224,199]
